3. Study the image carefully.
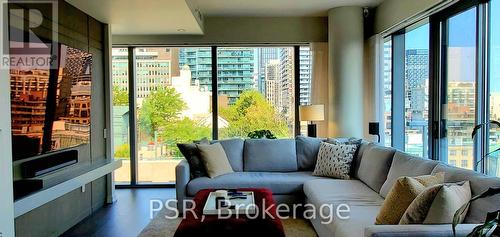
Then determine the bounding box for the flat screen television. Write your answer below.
[10,42,93,161]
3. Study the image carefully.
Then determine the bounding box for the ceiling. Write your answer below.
[66,0,384,35]
[65,0,204,35]
[188,0,384,17]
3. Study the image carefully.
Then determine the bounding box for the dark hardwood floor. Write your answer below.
[61,188,175,237]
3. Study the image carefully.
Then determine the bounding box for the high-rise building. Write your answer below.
[299,46,312,105]
[265,60,280,109]
[179,48,255,104]
[383,41,393,147]
[178,48,212,90]
[279,48,295,132]
[112,48,177,100]
[258,48,279,94]
[405,49,429,121]
[404,49,429,157]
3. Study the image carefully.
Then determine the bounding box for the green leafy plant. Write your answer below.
[453,187,500,237]
[453,121,500,237]
[247,130,277,139]
[471,121,500,170]
[467,211,499,237]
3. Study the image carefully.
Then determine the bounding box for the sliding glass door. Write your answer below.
[439,7,478,170]
[404,24,430,158]
[382,0,500,176]
[488,0,500,176]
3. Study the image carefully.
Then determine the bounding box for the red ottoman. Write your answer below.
[174,188,286,237]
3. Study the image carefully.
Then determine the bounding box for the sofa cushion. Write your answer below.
[304,179,384,208]
[355,145,396,192]
[350,141,373,176]
[304,179,383,237]
[187,171,322,196]
[326,205,382,237]
[432,163,500,223]
[379,151,439,197]
[243,139,298,172]
[211,139,244,172]
[296,136,324,170]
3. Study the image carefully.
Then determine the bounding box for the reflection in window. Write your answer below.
[383,40,392,147]
[404,24,430,158]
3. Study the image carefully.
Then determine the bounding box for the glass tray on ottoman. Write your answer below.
[202,190,256,215]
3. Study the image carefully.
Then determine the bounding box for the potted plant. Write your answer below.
[247,130,277,139]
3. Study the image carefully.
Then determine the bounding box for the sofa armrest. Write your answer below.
[364,224,479,237]
[176,159,190,213]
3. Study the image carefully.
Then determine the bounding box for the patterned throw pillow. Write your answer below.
[312,142,357,179]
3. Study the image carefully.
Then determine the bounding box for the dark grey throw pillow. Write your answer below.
[177,139,209,179]
[326,137,362,146]
[296,136,325,170]
[326,137,363,175]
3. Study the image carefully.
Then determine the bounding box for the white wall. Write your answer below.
[374,0,444,34]
[0,2,15,231]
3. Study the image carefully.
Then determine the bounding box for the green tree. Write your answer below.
[138,87,211,157]
[113,87,128,106]
[219,90,289,138]
[114,144,130,159]
[138,87,187,138]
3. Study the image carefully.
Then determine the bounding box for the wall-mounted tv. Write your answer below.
[10,42,93,161]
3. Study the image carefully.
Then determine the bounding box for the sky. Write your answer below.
[404,3,500,92]
[491,0,500,92]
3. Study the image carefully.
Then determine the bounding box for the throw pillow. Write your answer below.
[326,137,362,146]
[312,142,357,179]
[400,181,471,224]
[177,139,210,179]
[375,172,445,225]
[196,143,234,178]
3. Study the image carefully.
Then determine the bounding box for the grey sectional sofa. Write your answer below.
[175,137,500,237]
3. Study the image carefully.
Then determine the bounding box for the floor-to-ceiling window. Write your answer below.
[381,0,500,176]
[383,39,393,147]
[404,24,430,158]
[383,22,430,157]
[135,47,212,184]
[439,7,478,170]
[112,48,131,184]
[488,0,500,176]
[112,45,310,186]
[216,47,297,139]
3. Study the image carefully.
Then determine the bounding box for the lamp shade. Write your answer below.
[300,105,325,122]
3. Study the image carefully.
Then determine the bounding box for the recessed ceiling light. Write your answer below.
[177,29,186,32]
